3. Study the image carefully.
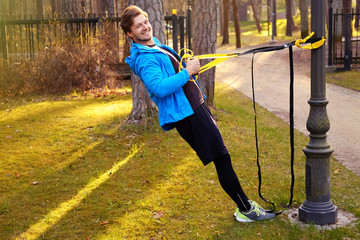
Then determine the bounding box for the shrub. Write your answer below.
[0,26,126,98]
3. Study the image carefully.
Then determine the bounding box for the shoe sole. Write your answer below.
[234,212,254,223]
[234,212,275,223]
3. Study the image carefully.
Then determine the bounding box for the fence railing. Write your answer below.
[328,7,360,70]
[164,13,191,55]
[0,15,122,62]
[0,11,192,62]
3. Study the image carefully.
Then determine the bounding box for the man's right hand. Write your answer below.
[185,58,201,76]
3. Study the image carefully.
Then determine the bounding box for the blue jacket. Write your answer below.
[126,37,197,131]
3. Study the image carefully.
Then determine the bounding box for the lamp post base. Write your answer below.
[299,200,338,225]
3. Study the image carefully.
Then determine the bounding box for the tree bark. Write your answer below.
[50,0,57,16]
[193,0,219,106]
[285,0,294,36]
[100,0,115,16]
[219,0,224,36]
[273,0,277,36]
[126,0,164,124]
[222,0,229,44]
[36,0,44,18]
[299,0,309,38]
[356,0,360,28]
[232,0,241,48]
[342,0,351,36]
[250,0,262,33]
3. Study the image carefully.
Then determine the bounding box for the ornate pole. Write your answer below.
[299,0,338,225]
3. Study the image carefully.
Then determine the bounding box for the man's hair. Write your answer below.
[120,5,149,34]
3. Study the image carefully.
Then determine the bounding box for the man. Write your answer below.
[120,5,275,222]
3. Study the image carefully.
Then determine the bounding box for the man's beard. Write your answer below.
[136,36,152,42]
[134,28,152,43]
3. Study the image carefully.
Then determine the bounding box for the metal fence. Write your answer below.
[0,14,122,62]
[0,11,192,62]
[164,13,191,54]
[328,7,360,70]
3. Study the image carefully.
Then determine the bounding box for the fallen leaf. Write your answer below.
[153,211,164,220]
[32,181,39,185]
[100,220,109,225]
[334,169,340,174]
[14,173,21,179]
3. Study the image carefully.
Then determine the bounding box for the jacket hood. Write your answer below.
[125,37,163,75]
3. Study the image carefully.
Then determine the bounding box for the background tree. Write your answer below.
[342,0,351,36]
[193,0,219,106]
[250,0,262,33]
[222,0,230,44]
[285,0,294,36]
[342,0,351,12]
[273,0,277,36]
[219,0,224,37]
[356,0,360,28]
[232,0,241,48]
[36,0,44,18]
[299,0,309,38]
[101,0,115,16]
[126,0,165,124]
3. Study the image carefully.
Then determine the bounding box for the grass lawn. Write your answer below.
[326,70,360,92]
[1,81,359,239]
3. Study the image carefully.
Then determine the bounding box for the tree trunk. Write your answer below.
[100,0,115,16]
[222,0,229,44]
[250,0,262,33]
[356,0,360,28]
[232,0,241,48]
[50,0,57,16]
[126,0,164,124]
[8,0,14,18]
[292,0,296,15]
[285,0,294,36]
[193,0,219,107]
[273,0,277,36]
[342,0,351,36]
[36,0,44,18]
[299,0,309,38]
[219,0,224,36]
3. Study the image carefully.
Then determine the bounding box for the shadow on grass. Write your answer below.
[1,116,199,239]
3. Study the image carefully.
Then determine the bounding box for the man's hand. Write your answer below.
[185,58,200,76]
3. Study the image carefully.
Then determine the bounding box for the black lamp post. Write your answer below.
[299,0,338,225]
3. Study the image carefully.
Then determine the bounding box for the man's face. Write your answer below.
[127,14,153,44]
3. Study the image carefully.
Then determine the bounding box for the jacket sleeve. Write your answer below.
[136,53,190,98]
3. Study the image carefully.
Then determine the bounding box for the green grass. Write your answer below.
[326,70,360,92]
[0,82,359,239]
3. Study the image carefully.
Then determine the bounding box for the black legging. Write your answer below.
[213,153,251,212]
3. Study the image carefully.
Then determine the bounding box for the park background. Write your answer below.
[0,0,360,239]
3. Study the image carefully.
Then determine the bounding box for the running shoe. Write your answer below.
[234,201,276,222]
[249,200,273,213]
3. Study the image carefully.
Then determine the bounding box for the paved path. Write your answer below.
[215,45,360,176]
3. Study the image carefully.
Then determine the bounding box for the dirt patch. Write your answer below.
[284,208,358,230]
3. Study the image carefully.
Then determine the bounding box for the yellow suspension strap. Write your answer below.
[178,49,238,81]
[178,32,326,80]
[295,32,326,50]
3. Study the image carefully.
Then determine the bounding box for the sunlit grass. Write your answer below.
[1,81,359,239]
[15,145,141,240]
